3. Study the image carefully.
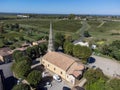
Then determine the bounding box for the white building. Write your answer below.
[74,41,89,47]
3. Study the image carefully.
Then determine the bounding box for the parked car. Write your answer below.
[53,74,62,82]
[92,65,96,69]
[44,82,52,88]
[42,71,50,77]
[63,86,71,90]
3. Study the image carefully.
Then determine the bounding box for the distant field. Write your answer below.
[87,20,120,43]
[2,19,82,33]
[1,18,120,46]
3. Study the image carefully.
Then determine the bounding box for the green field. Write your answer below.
[1,18,120,48]
[87,20,120,43]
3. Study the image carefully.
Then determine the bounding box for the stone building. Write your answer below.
[42,22,84,85]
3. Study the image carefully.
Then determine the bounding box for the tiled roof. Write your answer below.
[43,51,84,77]
[67,62,84,77]
[0,47,12,56]
[43,52,76,71]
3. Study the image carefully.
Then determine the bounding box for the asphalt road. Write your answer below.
[0,62,13,78]
[48,80,70,90]
[89,55,120,77]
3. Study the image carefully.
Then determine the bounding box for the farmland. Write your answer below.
[0,15,120,49]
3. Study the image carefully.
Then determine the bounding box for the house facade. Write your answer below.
[42,51,84,85]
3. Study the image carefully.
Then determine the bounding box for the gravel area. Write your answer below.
[89,55,120,77]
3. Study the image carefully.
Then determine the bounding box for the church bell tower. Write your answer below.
[48,22,54,52]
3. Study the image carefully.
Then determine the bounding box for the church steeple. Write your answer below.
[48,22,54,52]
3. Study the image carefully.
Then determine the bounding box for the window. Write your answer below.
[61,72,62,74]
[67,75,68,78]
[54,68,56,71]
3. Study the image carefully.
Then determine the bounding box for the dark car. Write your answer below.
[63,86,71,90]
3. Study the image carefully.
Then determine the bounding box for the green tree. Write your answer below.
[33,45,40,58]
[73,45,92,60]
[26,47,36,59]
[83,31,91,37]
[14,60,31,78]
[0,22,4,34]
[39,43,47,55]
[18,56,32,65]
[12,50,23,63]
[64,42,73,55]
[68,14,75,20]
[84,68,107,83]
[12,84,30,90]
[55,32,65,49]
[27,70,42,87]
[107,78,120,90]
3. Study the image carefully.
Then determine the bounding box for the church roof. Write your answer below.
[42,51,84,77]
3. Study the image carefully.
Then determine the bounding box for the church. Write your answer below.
[42,22,85,85]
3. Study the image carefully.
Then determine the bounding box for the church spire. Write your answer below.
[48,22,54,52]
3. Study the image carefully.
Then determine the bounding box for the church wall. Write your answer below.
[42,59,66,79]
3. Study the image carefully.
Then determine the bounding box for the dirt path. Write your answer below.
[97,21,105,28]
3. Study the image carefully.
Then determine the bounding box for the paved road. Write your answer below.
[48,80,69,90]
[0,76,3,90]
[89,55,120,77]
[0,62,13,78]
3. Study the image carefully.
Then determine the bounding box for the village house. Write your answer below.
[0,47,13,63]
[73,40,89,47]
[42,22,85,85]
[32,39,46,46]
[42,52,84,85]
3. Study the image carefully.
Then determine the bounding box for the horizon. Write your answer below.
[1,12,120,16]
[0,0,120,15]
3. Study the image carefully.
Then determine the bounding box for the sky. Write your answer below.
[0,0,120,15]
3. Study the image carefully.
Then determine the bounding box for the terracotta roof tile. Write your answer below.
[43,52,76,71]
[43,51,84,77]
[67,62,84,77]
[0,47,12,56]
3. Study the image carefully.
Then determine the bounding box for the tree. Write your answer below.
[12,84,30,90]
[101,44,110,55]
[83,31,91,37]
[55,32,65,49]
[12,50,23,63]
[112,50,120,61]
[33,45,40,58]
[14,60,31,78]
[73,45,92,60]
[64,42,73,55]
[0,22,4,34]
[68,14,75,20]
[111,40,120,49]
[39,43,47,55]
[18,56,32,65]
[27,70,42,87]
[107,78,120,90]
[84,68,107,83]
[101,40,120,61]
[26,47,36,59]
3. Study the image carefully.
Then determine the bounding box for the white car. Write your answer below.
[44,82,52,88]
[42,71,50,78]
[53,74,62,82]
